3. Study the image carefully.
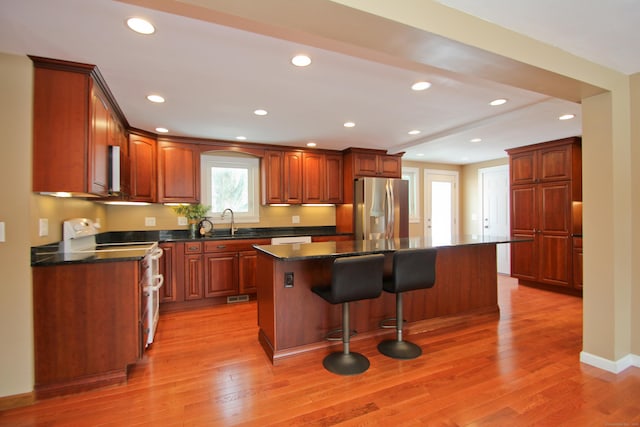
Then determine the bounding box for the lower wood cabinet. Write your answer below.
[159,238,269,310]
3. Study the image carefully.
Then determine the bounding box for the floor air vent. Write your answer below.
[227,295,249,304]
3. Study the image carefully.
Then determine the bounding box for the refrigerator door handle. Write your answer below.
[386,180,395,238]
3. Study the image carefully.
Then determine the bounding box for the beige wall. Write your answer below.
[0,53,34,398]
[105,204,336,232]
[630,72,640,357]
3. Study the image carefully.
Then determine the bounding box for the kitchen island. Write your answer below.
[254,236,524,363]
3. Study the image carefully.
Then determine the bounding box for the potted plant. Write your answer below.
[172,204,210,238]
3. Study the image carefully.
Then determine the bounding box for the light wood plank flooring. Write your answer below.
[1,276,639,426]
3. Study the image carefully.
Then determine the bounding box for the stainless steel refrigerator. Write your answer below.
[354,177,409,240]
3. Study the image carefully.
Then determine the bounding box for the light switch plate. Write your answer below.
[292,215,300,224]
[145,217,156,227]
[0,222,5,242]
[178,216,188,226]
[39,218,49,237]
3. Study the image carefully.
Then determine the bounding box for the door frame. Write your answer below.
[423,169,459,240]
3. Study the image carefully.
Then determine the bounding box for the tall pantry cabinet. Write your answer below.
[506,137,582,293]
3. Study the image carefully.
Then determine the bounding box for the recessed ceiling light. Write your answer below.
[155,127,169,133]
[306,142,317,147]
[559,114,576,120]
[236,136,247,140]
[416,153,424,157]
[489,98,507,106]
[254,109,268,116]
[408,130,421,135]
[146,94,165,103]
[411,81,432,91]
[291,55,311,67]
[470,138,482,142]
[343,122,355,128]
[126,17,155,35]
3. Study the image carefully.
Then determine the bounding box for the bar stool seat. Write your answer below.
[311,254,385,375]
[378,248,437,359]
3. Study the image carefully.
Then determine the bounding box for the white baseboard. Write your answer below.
[580,351,640,373]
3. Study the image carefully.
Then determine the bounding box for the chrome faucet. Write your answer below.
[221,208,237,236]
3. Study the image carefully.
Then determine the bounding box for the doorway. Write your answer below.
[478,165,510,274]
[424,170,459,245]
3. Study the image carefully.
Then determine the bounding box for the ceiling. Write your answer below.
[1,0,637,164]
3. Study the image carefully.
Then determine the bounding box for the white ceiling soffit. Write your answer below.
[437,0,640,75]
[0,0,590,164]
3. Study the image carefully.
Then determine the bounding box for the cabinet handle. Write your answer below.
[188,245,199,251]
[217,245,227,249]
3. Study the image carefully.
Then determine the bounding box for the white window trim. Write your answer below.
[402,166,420,223]
[200,153,260,223]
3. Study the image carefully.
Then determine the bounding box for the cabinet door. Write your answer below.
[378,155,401,178]
[353,152,378,176]
[538,234,571,286]
[262,150,284,204]
[325,154,343,203]
[238,250,258,294]
[510,151,536,185]
[89,86,110,196]
[184,254,204,300]
[302,152,324,203]
[204,253,238,297]
[157,141,200,203]
[159,243,178,303]
[129,135,157,202]
[511,186,536,233]
[510,232,537,281]
[539,144,573,182]
[573,238,583,290]
[283,151,303,203]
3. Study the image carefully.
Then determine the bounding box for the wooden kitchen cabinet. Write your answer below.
[238,250,259,294]
[204,252,238,297]
[302,152,343,203]
[157,140,200,203]
[31,57,127,197]
[32,261,141,399]
[184,241,204,300]
[507,137,582,293]
[129,133,157,202]
[262,149,303,204]
[158,243,178,303]
[573,237,583,290]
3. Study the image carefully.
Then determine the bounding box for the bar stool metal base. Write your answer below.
[322,352,370,375]
[377,339,422,359]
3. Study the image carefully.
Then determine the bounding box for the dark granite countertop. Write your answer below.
[31,226,347,266]
[254,235,530,261]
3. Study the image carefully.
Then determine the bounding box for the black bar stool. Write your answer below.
[378,248,437,359]
[311,254,385,375]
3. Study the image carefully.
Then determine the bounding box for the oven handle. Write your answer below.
[149,248,164,260]
[145,274,164,291]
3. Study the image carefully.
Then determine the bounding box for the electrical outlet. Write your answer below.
[292,215,300,224]
[39,218,49,237]
[178,216,188,226]
[145,217,156,227]
[284,272,294,288]
[0,222,5,242]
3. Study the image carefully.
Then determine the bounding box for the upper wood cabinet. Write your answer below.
[31,57,126,197]
[302,152,343,204]
[261,149,303,204]
[350,149,402,178]
[157,140,200,203]
[510,139,580,185]
[129,134,157,202]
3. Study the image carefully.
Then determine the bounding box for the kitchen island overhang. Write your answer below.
[254,235,528,363]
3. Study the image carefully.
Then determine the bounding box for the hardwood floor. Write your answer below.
[2,276,639,426]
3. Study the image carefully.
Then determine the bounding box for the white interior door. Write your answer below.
[479,165,510,274]
[424,170,458,245]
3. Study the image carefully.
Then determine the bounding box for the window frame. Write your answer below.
[402,166,420,223]
[200,153,260,223]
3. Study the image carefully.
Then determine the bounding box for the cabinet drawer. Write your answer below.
[184,241,203,254]
[204,239,270,253]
